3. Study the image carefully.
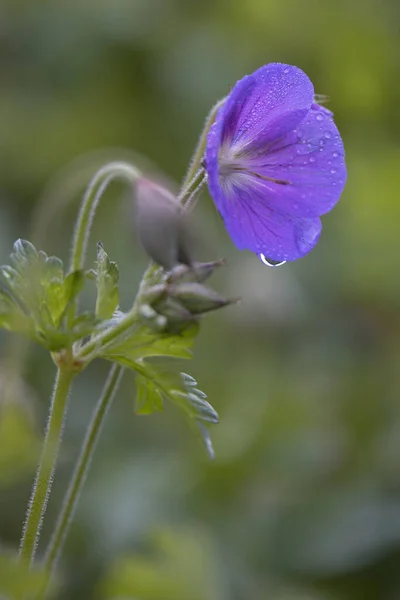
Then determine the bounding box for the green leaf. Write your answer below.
[135,375,164,415]
[0,553,51,600]
[63,269,86,306]
[71,312,100,340]
[95,242,119,320]
[0,239,95,350]
[101,321,199,364]
[131,361,218,458]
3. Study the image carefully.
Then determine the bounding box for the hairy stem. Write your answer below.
[181,97,225,192]
[77,307,140,362]
[43,365,123,581]
[70,162,140,273]
[18,366,75,564]
[182,175,208,212]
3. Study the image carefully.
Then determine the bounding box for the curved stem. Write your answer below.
[70,162,140,273]
[181,97,225,192]
[43,365,123,580]
[19,367,75,564]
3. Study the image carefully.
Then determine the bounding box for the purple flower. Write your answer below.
[205,63,346,264]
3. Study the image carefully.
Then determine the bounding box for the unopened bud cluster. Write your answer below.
[139,260,237,332]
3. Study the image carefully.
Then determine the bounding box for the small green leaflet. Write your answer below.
[95,242,119,320]
[132,360,219,458]
[0,239,92,350]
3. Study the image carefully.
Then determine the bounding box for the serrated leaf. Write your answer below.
[0,240,93,350]
[95,242,119,320]
[10,239,38,271]
[101,321,198,365]
[43,255,64,281]
[71,312,100,339]
[130,361,218,457]
[135,377,163,415]
[45,277,65,324]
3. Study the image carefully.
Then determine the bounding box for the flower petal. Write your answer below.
[241,105,346,217]
[209,176,322,262]
[220,63,314,151]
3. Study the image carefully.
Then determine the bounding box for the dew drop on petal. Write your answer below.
[330,168,336,174]
[324,131,332,139]
[309,156,316,163]
[260,254,287,267]
[332,151,339,158]
[316,113,323,121]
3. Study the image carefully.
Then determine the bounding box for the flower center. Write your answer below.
[218,146,289,187]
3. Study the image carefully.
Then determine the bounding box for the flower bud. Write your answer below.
[135,178,192,270]
[166,258,227,284]
[142,283,167,306]
[168,282,238,314]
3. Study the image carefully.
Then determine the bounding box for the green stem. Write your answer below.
[177,167,205,204]
[180,97,225,192]
[43,365,123,580]
[77,307,140,362]
[18,366,75,564]
[70,162,140,273]
[182,175,207,212]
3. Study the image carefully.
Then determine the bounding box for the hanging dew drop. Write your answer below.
[259,253,286,267]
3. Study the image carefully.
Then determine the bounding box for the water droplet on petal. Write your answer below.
[260,254,286,268]
[330,168,336,174]
[332,151,339,158]
[283,67,290,74]
[309,156,316,163]
[316,114,323,121]
[324,131,332,139]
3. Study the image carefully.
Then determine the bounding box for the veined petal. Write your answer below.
[220,63,314,151]
[240,105,347,218]
[214,180,322,261]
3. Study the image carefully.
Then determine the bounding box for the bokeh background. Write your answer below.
[1,1,400,599]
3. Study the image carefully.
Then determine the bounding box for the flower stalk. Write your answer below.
[43,364,124,576]
[18,364,75,564]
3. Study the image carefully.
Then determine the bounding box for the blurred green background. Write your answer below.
[1,0,400,599]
